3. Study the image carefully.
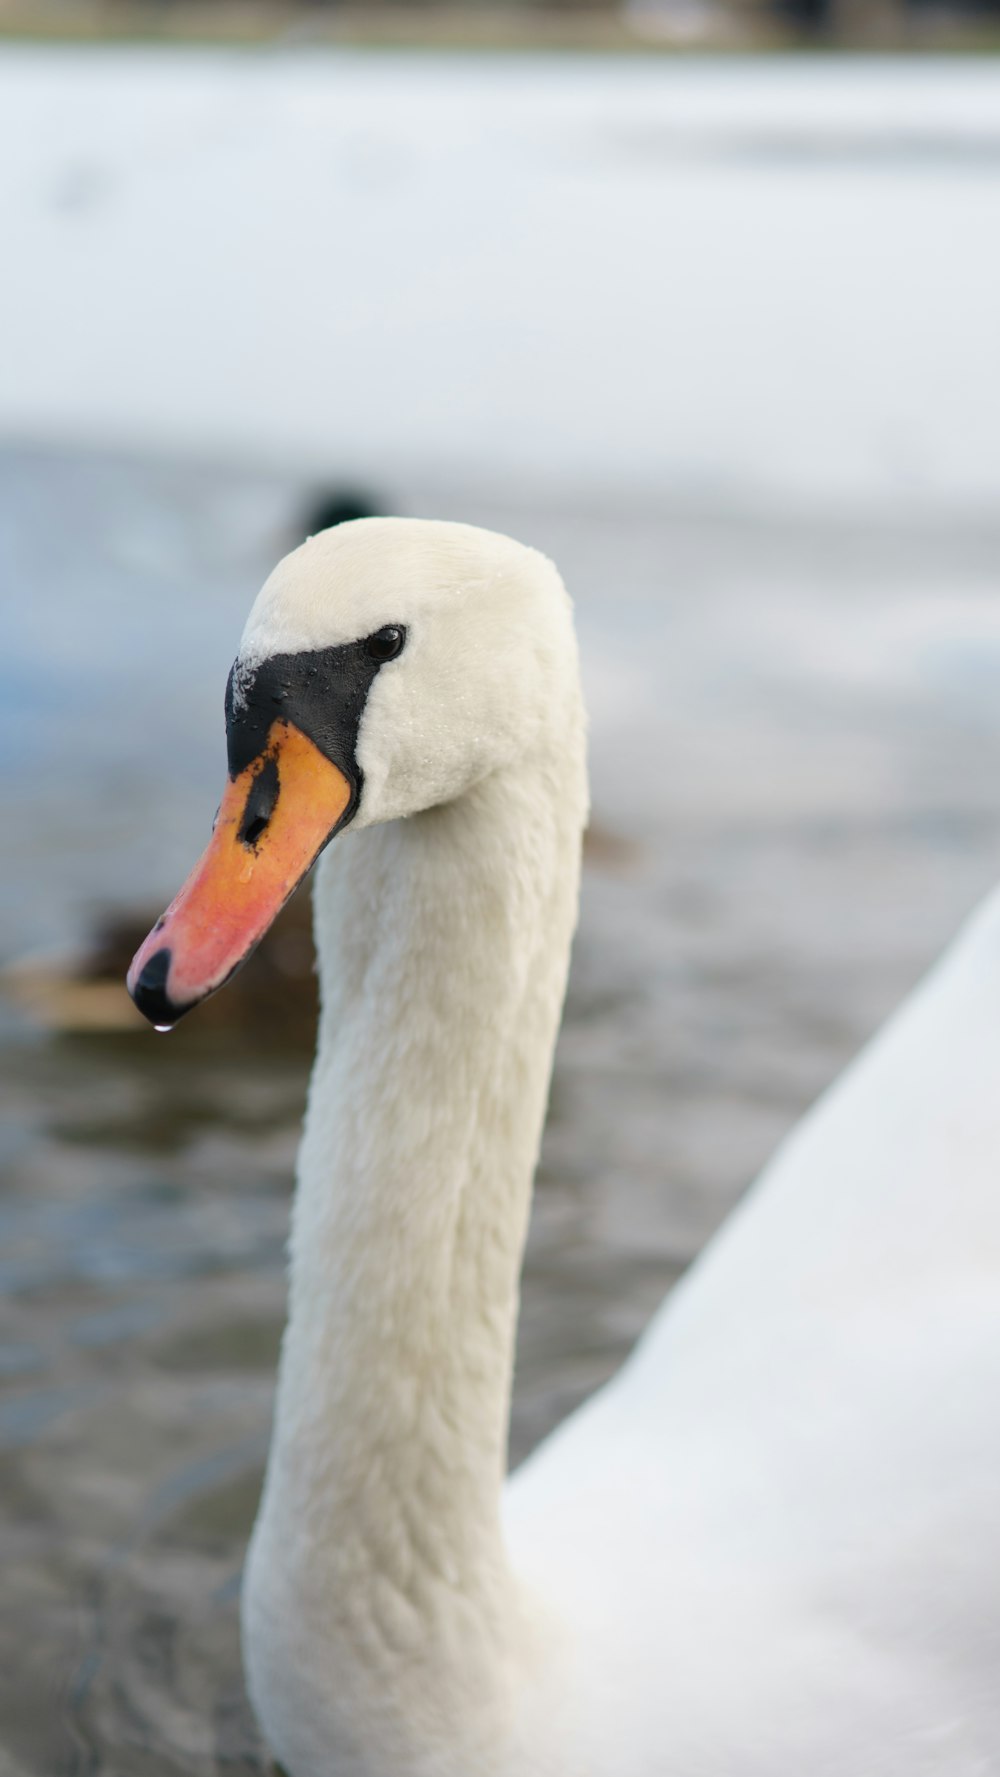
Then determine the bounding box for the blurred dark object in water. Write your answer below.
[769,0,833,29]
[764,0,1000,37]
[3,822,629,1041]
[300,487,382,543]
[5,895,319,1045]
[581,820,640,872]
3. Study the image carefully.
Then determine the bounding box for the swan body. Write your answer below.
[129,519,1000,1777]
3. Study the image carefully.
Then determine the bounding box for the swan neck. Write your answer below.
[246,751,585,1762]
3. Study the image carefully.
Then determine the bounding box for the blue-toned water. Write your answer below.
[4,443,1000,1771]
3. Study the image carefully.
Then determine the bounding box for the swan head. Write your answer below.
[127,516,578,1028]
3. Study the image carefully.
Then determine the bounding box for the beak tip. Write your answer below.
[128,945,191,1029]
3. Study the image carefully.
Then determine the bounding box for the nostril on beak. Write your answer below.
[238,754,280,851]
[240,812,270,847]
[130,947,186,1029]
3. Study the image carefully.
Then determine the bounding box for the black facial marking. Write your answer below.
[131,947,189,1027]
[237,753,280,849]
[225,631,407,805]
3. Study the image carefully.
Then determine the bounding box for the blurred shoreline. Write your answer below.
[3,0,1000,52]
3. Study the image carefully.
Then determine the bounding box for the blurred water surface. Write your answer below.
[3,445,1000,1773]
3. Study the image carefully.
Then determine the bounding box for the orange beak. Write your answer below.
[127,720,352,1027]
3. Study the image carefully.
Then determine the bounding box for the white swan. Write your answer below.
[128,518,1000,1777]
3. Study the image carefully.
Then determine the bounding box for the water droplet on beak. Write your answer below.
[153,1023,174,1035]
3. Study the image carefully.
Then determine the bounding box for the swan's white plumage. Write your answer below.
[235,518,1000,1777]
[508,884,1000,1773]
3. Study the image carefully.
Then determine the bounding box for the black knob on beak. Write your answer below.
[130,947,185,1029]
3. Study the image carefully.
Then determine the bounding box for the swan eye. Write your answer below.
[366,625,405,664]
